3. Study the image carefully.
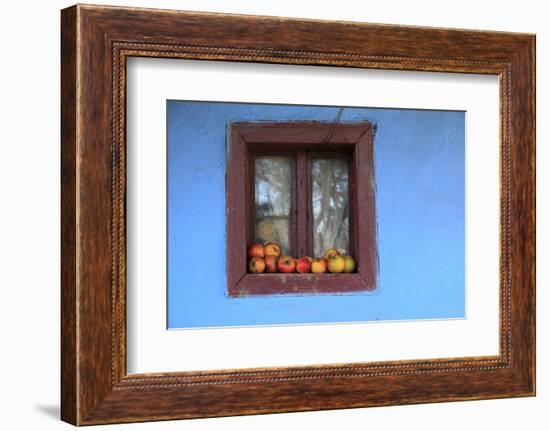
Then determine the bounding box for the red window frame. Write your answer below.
[227,121,377,296]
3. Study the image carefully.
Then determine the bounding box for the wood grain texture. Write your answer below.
[353,128,377,288]
[61,3,535,425]
[295,150,309,258]
[226,128,248,290]
[60,6,78,425]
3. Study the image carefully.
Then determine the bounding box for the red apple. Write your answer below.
[263,242,281,257]
[296,256,311,273]
[311,258,328,273]
[277,255,296,273]
[247,243,264,258]
[264,254,279,273]
[248,257,266,273]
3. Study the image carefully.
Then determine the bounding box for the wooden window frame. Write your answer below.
[61,5,535,425]
[227,121,378,296]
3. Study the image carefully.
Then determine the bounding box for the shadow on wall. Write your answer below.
[34,404,59,421]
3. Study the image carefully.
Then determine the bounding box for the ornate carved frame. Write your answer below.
[61,4,535,425]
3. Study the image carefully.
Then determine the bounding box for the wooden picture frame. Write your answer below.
[61,4,535,426]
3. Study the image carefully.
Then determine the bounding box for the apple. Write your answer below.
[263,242,281,257]
[343,256,356,273]
[296,257,311,273]
[328,255,345,273]
[264,254,279,273]
[248,257,266,273]
[247,243,264,258]
[323,247,340,259]
[277,255,296,273]
[311,258,328,273]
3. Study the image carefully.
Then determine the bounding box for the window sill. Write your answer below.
[229,273,374,297]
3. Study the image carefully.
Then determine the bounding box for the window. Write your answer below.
[311,157,350,257]
[253,153,351,258]
[227,122,377,296]
[254,155,294,255]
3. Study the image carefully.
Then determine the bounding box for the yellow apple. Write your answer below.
[248,257,266,273]
[263,242,281,257]
[328,255,345,273]
[323,247,340,259]
[311,258,328,273]
[342,256,356,273]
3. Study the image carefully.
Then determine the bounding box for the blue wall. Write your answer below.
[167,101,465,329]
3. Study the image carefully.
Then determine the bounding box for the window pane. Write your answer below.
[255,156,292,255]
[311,158,349,257]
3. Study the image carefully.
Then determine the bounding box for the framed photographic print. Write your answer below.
[61,4,535,425]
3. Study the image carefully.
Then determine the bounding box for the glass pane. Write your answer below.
[255,156,293,255]
[311,158,349,258]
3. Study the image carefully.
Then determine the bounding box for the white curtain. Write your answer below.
[254,156,292,255]
[311,158,349,257]
[254,156,349,258]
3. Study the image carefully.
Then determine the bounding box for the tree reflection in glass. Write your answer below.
[254,156,293,255]
[311,158,349,257]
